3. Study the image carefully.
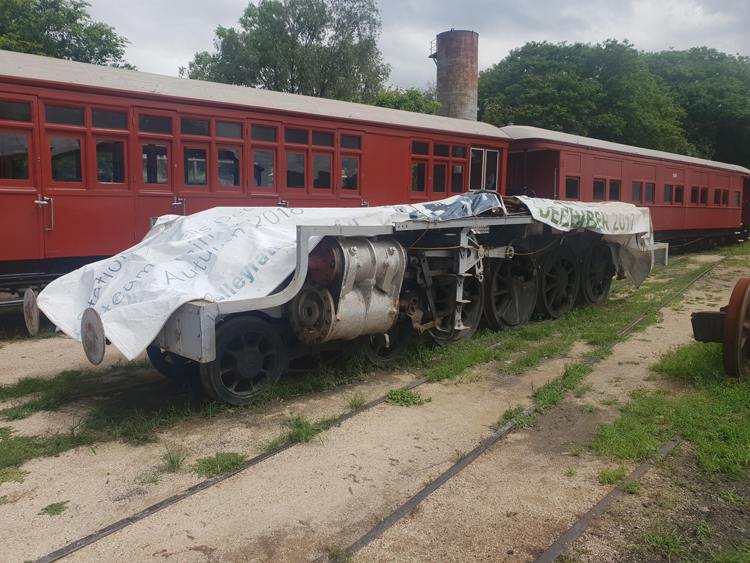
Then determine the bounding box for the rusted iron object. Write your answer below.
[691,277,750,378]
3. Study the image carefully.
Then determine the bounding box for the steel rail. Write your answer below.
[32,258,724,563]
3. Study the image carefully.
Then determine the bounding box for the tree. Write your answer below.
[645,47,750,166]
[181,0,390,102]
[371,87,441,114]
[0,0,131,66]
[479,40,694,155]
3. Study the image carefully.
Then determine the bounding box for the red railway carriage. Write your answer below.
[502,125,750,240]
[0,50,510,290]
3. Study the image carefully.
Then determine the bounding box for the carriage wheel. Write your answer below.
[356,322,414,364]
[200,317,287,405]
[429,276,484,347]
[722,278,750,379]
[146,346,199,382]
[536,245,580,319]
[483,255,537,330]
[578,242,616,306]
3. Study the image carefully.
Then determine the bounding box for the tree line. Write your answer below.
[2,1,749,168]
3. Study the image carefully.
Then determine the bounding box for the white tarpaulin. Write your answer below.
[515,196,655,288]
[37,194,501,361]
[38,193,655,362]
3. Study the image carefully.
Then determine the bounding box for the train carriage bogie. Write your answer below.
[428,275,484,347]
[146,346,200,383]
[536,243,580,319]
[199,316,288,405]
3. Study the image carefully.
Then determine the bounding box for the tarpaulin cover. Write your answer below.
[38,193,653,361]
[515,196,655,288]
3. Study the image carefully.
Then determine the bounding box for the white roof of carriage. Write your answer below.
[502,125,750,175]
[0,50,510,140]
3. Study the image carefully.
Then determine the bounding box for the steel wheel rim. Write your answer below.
[583,244,613,303]
[219,330,280,396]
[723,278,750,379]
[544,258,576,315]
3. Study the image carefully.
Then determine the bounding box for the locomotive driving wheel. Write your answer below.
[483,255,537,330]
[578,242,616,306]
[355,322,414,364]
[722,277,750,379]
[429,275,484,347]
[200,316,288,405]
[536,244,580,319]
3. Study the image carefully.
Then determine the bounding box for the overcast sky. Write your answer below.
[87,0,749,89]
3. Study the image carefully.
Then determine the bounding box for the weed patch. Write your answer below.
[193,452,246,478]
[599,467,627,485]
[386,389,429,406]
[161,447,187,472]
[39,501,69,516]
[346,392,368,410]
[0,467,28,484]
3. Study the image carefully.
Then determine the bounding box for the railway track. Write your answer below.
[33,257,724,563]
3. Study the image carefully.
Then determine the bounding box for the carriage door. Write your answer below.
[134,108,177,239]
[470,148,500,191]
[41,102,135,259]
[0,95,44,261]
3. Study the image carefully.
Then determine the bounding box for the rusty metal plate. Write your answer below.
[722,278,750,378]
[81,308,105,365]
[23,288,39,336]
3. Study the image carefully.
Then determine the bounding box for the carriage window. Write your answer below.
[565,177,579,199]
[0,132,29,179]
[664,184,673,203]
[139,115,171,135]
[691,187,698,204]
[181,118,209,136]
[286,153,305,188]
[722,190,729,206]
[285,128,307,144]
[142,144,168,184]
[451,165,464,193]
[434,144,449,157]
[632,182,642,202]
[253,151,274,187]
[218,148,240,187]
[184,147,207,185]
[645,183,654,203]
[735,191,741,206]
[593,179,605,200]
[92,110,127,130]
[312,131,333,147]
[713,190,721,205]
[675,186,683,203]
[216,122,242,139]
[412,142,429,155]
[433,163,446,193]
[0,100,31,122]
[470,149,484,190]
[342,157,358,191]
[251,125,276,142]
[485,150,499,190]
[50,137,82,182]
[341,135,361,150]
[46,105,84,126]
[412,162,426,192]
[452,146,467,159]
[609,181,620,201]
[96,141,125,183]
[313,155,331,189]
[700,188,708,204]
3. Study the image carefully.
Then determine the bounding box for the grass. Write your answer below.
[574,384,593,398]
[259,415,340,451]
[386,389,429,406]
[161,447,187,472]
[646,528,686,557]
[136,472,160,485]
[346,392,368,410]
[599,467,627,485]
[38,501,69,516]
[564,466,577,477]
[592,342,750,476]
[718,490,747,506]
[0,468,28,484]
[192,452,246,478]
[622,479,642,494]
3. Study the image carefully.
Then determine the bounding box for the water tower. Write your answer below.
[429,29,479,121]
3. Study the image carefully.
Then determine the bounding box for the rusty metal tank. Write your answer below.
[431,29,479,121]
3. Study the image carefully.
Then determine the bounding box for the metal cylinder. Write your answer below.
[433,29,478,121]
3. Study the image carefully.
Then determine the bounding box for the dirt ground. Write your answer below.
[0,255,746,563]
